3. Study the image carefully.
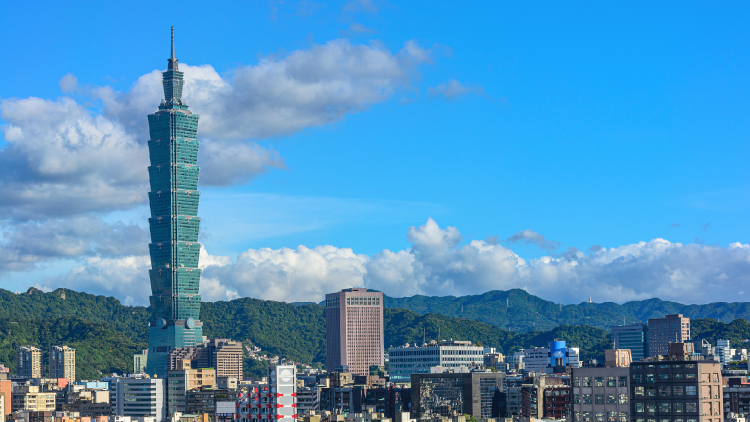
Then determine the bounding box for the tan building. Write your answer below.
[167,367,216,414]
[17,346,42,378]
[168,338,243,380]
[0,379,11,417]
[605,349,632,368]
[647,314,690,357]
[11,386,56,412]
[50,346,76,382]
[325,288,384,376]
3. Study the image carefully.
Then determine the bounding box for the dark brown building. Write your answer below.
[544,384,571,419]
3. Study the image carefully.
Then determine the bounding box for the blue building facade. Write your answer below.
[145,27,204,377]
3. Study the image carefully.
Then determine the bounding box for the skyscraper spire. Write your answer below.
[167,26,178,71]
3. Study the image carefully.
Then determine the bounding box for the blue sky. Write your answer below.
[1,1,750,305]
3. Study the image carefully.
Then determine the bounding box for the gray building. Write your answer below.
[630,354,722,422]
[110,377,167,421]
[411,370,505,419]
[611,324,648,361]
[572,367,630,422]
[647,314,690,357]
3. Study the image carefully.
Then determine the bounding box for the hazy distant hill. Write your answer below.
[2,287,750,378]
[383,288,750,332]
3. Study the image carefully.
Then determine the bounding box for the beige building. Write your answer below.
[17,346,42,378]
[11,386,56,412]
[647,314,690,357]
[50,346,76,382]
[605,349,632,368]
[325,288,384,376]
[167,338,243,380]
[167,367,216,414]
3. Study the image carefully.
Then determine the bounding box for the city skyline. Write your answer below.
[1,2,750,306]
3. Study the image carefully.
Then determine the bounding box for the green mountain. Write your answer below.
[383,289,750,332]
[3,287,750,379]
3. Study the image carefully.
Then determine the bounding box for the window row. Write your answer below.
[633,402,697,413]
[574,376,628,387]
[634,386,695,397]
[574,411,628,422]
[574,394,627,404]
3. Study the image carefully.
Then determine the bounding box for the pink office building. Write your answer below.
[325,288,384,376]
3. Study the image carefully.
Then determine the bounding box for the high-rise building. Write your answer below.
[145,27,204,377]
[167,339,244,380]
[167,367,216,414]
[716,339,732,365]
[611,323,648,361]
[235,365,297,422]
[325,288,384,376]
[16,346,42,378]
[388,340,485,383]
[110,377,167,420]
[630,344,721,422]
[647,314,690,357]
[11,386,55,412]
[49,346,76,382]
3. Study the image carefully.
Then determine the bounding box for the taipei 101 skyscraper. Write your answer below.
[145,27,204,377]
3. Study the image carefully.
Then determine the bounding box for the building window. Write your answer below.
[635,403,645,414]
[674,403,683,413]
[658,386,671,396]
[647,403,656,413]
[596,412,605,422]
[619,394,628,404]
[574,394,580,404]
[633,374,643,384]
[619,412,628,422]
[685,386,696,396]
[582,395,592,405]
[595,377,604,387]
[659,403,671,413]
[685,403,697,413]
[596,395,604,405]
[619,377,627,387]
[673,386,683,396]
[635,387,644,397]
[608,412,617,422]
[607,377,616,387]
[646,374,655,383]
[583,377,592,387]
[607,394,616,404]
[574,377,581,387]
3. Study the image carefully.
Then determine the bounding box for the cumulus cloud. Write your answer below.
[41,218,750,306]
[504,229,560,252]
[0,39,434,219]
[427,79,485,101]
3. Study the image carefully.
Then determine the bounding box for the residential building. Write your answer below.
[723,378,750,416]
[49,346,76,382]
[544,384,572,419]
[521,376,566,419]
[235,365,296,422]
[506,385,522,417]
[611,323,648,361]
[325,288,384,376]
[410,370,505,419]
[571,366,630,422]
[1,379,12,417]
[168,339,243,380]
[110,377,167,421]
[388,340,484,383]
[17,347,42,378]
[11,387,56,412]
[145,26,205,378]
[508,351,525,371]
[716,340,731,365]
[167,367,216,414]
[134,351,148,374]
[296,387,320,415]
[630,344,722,422]
[647,314,690,357]
[484,352,505,370]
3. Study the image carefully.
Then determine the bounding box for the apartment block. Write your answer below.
[11,387,56,412]
[326,288,384,376]
[647,315,690,357]
[17,347,42,378]
[49,346,76,382]
[110,377,167,420]
[572,366,630,422]
[612,323,648,361]
[236,365,296,422]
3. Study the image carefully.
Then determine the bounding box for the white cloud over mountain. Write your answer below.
[36,218,750,306]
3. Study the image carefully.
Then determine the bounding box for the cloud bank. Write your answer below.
[37,218,750,306]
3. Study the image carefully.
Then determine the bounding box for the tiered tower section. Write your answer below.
[145,27,203,377]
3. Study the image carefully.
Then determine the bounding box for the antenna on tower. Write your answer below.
[171,26,175,60]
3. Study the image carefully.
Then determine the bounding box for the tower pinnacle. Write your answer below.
[168,26,178,71]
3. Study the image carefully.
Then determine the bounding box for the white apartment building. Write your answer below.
[388,340,484,383]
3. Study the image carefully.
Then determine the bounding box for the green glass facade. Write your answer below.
[145,28,204,377]
[611,323,647,361]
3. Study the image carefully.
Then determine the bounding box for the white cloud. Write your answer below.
[0,39,435,220]
[40,219,750,306]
